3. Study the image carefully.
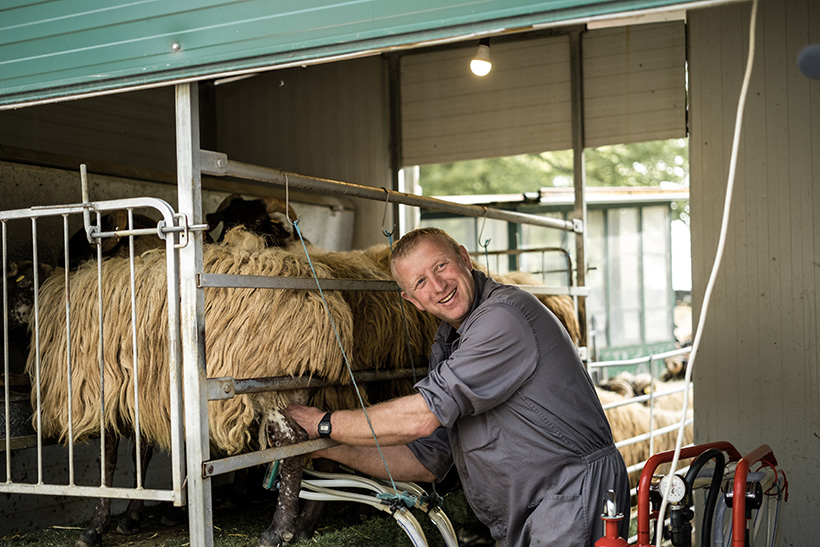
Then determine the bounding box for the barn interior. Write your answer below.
[0,0,818,545]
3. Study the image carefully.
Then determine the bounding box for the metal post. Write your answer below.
[176,82,213,547]
[570,30,589,349]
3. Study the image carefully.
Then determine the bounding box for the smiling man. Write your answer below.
[288,227,629,546]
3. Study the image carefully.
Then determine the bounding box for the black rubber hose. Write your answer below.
[684,448,726,547]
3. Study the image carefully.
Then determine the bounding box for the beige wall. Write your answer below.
[213,56,393,250]
[689,0,819,543]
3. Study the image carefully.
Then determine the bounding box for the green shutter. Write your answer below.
[1,0,699,108]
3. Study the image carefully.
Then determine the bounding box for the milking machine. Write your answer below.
[265,465,458,547]
[595,440,787,547]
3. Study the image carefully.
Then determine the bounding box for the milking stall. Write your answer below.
[0,0,817,546]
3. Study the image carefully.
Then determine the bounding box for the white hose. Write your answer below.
[299,481,429,546]
[655,0,759,543]
[380,478,459,547]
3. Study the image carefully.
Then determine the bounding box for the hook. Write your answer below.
[380,187,394,238]
[477,207,491,249]
[281,168,300,226]
[478,207,491,275]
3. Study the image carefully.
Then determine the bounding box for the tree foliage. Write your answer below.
[418,138,690,222]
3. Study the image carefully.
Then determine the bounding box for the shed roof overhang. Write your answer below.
[0,0,737,109]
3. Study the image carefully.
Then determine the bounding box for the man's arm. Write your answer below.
[288,393,441,446]
[313,444,436,482]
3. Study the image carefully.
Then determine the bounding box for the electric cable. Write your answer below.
[655,0,759,543]
[683,448,725,546]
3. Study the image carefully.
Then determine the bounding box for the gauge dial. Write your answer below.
[659,474,687,503]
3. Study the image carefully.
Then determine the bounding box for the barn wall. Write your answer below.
[213,56,392,249]
[689,1,819,544]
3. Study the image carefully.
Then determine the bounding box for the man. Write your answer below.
[288,227,629,546]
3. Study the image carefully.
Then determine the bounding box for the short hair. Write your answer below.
[390,227,462,279]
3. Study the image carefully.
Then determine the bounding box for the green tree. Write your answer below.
[418,138,689,222]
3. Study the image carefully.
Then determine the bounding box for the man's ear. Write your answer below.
[459,245,473,270]
[401,291,425,312]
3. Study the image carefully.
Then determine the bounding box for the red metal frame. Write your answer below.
[731,444,778,546]
[635,441,743,547]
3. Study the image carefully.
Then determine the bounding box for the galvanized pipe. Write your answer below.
[31,217,43,484]
[2,221,9,472]
[96,212,106,487]
[127,209,143,489]
[62,214,75,485]
[200,150,578,233]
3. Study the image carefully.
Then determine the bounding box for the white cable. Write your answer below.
[655,0,759,544]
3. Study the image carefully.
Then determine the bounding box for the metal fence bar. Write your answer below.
[613,419,694,450]
[0,482,177,500]
[586,347,691,370]
[127,209,143,489]
[61,214,76,486]
[200,150,579,233]
[2,221,9,473]
[96,211,107,488]
[598,385,688,411]
[31,217,43,485]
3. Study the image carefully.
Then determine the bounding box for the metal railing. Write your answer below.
[0,198,186,508]
[588,346,694,492]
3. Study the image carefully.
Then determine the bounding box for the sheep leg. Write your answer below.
[293,457,338,541]
[75,431,120,547]
[115,439,154,535]
[259,410,309,547]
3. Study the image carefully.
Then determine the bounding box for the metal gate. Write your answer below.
[0,196,186,508]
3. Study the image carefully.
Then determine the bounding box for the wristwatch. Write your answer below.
[317,412,332,438]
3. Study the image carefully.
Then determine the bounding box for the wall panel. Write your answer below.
[689,1,819,544]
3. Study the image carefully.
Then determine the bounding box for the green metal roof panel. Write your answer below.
[1,0,699,108]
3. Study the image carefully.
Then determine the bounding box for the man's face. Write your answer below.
[393,237,476,329]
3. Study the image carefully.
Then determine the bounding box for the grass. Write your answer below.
[0,484,492,546]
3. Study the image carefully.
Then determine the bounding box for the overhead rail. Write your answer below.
[199,150,580,233]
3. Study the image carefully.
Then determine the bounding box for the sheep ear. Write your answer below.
[8,261,18,277]
[40,263,55,280]
[214,193,244,213]
[105,210,128,231]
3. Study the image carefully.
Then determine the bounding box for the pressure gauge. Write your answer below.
[658,474,687,503]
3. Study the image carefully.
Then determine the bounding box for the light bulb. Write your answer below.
[470,42,492,77]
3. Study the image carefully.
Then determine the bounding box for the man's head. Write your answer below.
[390,228,476,329]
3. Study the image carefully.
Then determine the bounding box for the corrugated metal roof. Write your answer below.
[1,0,714,108]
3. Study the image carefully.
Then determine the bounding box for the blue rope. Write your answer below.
[292,220,414,506]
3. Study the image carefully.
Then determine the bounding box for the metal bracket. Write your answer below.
[207,377,236,401]
[200,150,229,176]
[573,218,585,234]
[166,213,209,249]
[174,213,189,249]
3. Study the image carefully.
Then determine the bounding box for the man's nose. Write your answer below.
[429,273,446,292]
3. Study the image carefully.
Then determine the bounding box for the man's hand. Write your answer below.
[286,404,326,440]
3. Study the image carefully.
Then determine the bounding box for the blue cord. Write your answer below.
[292,220,415,506]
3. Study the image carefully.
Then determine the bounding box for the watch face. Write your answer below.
[318,413,332,437]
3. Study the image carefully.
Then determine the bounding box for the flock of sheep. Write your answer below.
[8,194,691,546]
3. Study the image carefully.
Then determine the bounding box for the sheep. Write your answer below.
[28,228,372,546]
[206,193,299,247]
[596,387,694,486]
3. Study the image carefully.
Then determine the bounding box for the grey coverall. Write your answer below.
[409,270,630,547]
